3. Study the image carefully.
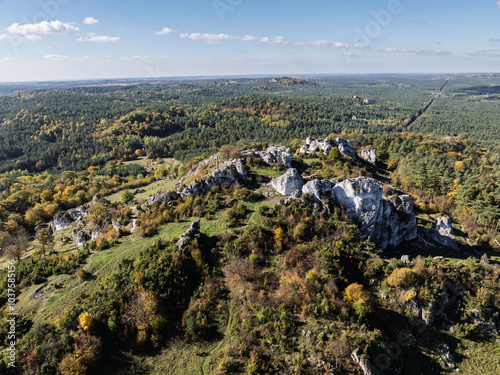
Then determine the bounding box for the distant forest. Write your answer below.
[0,74,499,174]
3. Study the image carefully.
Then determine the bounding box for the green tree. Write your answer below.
[121,190,135,204]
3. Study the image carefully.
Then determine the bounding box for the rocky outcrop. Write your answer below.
[336,138,358,160]
[175,155,248,199]
[141,191,180,211]
[299,137,333,155]
[271,168,304,197]
[299,137,359,160]
[332,177,417,249]
[50,205,89,233]
[351,349,379,375]
[177,220,200,249]
[254,145,292,168]
[72,227,92,247]
[302,179,332,201]
[361,149,377,164]
[420,216,458,250]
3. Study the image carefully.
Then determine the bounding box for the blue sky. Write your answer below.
[0,0,499,81]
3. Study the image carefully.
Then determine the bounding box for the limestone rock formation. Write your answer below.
[420,216,459,250]
[361,149,377,164]
[299,137,333,155]
[141,191,180,211]
[50,205,89,233]
[302,179,333,201]
[177,220,201,249]
[332,177,417,249]
[175,155,248,198]
[271,168,304,197]
[351,349,379,375]
[299,137,359,160]
[335,138,358,160]
[254,145,292,168]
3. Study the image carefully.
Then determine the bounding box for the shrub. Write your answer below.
[121,190,135,204]
[344,283,374,318]
[387,267,415,289]
[78,312,93,331]
[76,268,91,281]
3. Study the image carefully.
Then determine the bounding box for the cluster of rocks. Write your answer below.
[40,203,103,247]
[141,191,179,211]
[299,137,359,161]
[175,155,248,198]
[176,220,200,249]
[420,216,459,250]
[271,170,418,249]
[250,145,292,168]
[49,205,89,233]
[299,137,334,155]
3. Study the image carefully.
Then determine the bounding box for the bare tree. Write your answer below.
[5,228,29,261]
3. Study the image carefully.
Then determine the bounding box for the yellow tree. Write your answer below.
[78,312,93,332]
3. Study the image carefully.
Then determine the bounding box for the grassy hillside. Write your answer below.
[0,138,499,374]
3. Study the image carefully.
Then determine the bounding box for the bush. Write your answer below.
[76,268,91,281]
[387,267,415,289]
[344,283,374,318]
[121,190,135,204]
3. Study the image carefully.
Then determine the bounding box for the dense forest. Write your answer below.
[0,74,499,374]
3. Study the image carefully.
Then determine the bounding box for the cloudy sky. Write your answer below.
[0,0,499,82]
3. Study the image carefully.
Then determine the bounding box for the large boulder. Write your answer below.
[302,179,333,201]
[255,145,292,168]
[332,177,417,249]
[271,168,304,197]
[335,138,358,160]
[177,220,201,249]
[361,149,377,164]
[351,349,379,375]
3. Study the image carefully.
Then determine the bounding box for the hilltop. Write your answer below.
[0,75,499,374]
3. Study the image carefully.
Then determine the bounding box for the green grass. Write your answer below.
[19,211,235,324]
[250,168,285,178]
[107,178,178,203]
[457,335,500,374]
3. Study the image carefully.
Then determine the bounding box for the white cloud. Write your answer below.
[178,31,364,49]
[7,21,79,35]
[293,40,362,49]
[82,17,99,25]
[0,34,7,40]
[25,35,42,42]
[382,48,452,56]
[2,57,12,61]
[154,27,174,36]
[180,32,287,45]
[76,33,120,42]
[44,54,71,61]
[497,1,500,7]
